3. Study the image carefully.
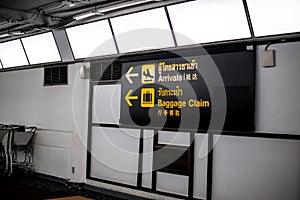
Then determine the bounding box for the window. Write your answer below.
[111,8,175,53]
[44,66,68,86]
[22,32,61,65]
[246,0,300,36]
[66,20,117,59]
[167,0,251,46]
[0,39,29,68]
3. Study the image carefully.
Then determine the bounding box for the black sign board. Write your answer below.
[120,48,255,132]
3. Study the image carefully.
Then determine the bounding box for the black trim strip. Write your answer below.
[19,38,30,65]
[86,82,94,178]
[0,59,3,69]
[92,123,120,128]
[108,18,120,54]
[151,130,158,192]
[206,131,213,200]
[118,43,251,63]
[137,129,144,188]
[242,0,255,38]
[164,6,178,47]
[253,45,257,132]
[188,132,195,199]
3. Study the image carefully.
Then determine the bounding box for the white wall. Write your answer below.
[0,63,89,181]
[256,42,300,134]
[69,63,90,183]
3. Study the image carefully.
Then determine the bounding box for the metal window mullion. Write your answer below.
[20,39,31,65]
[242,0,255,39]
[164,6,178,47]
[108,18,120,54]
[0,59,4,69]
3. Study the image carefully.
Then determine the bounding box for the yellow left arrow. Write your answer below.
[125,90,138,106]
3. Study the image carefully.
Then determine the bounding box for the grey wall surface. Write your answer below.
[0,68,72,130]
[0,67,72,178]
[212,42,300,200]
[212,136,300,200]
[256,42,300,134]
[0,63,89,181]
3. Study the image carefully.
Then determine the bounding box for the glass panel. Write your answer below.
[156,172,189,196]
[66,20,117,59]
[158,131,190,146]
[21,32,61,65]
[111,8,175,53]
[247,0,300,36]
[90,127,140,186]
[92,85,121,124]
[142,130,154,188]
[0,39,29,68]
[194,134,208,199]
[168,0,251,46]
